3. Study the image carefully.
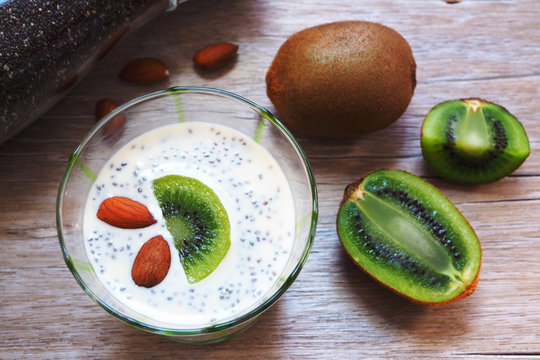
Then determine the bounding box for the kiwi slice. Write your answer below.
[152,175,230,284]
[421,98,530,184]
[337,169,481,304]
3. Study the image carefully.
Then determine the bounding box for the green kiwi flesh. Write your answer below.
[337,169,481,304]
[421,98,530,184]
[152,175,230,284]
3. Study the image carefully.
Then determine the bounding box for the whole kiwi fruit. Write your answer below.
[266,21,416,138]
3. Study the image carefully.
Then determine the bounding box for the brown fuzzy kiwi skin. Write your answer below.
[266,21,416,138]
[337,169,481,305]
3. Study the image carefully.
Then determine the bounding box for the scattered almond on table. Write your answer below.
[193,42,239,71]
[95,98,127,139]
[119,57,170,84]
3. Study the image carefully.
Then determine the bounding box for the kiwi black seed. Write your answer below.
[152,175,230,284]
[336,169,481,305]
[421,98,530,184]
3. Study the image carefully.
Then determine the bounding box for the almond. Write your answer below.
[97,196,157,229]
[95,98,127,139]
[131,235,171,288]
[119,57,170,85]
[193,42,239,71]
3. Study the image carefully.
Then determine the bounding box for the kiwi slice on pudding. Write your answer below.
[337,169,481,304]
[152,175,230,284]
[421,98,530,184]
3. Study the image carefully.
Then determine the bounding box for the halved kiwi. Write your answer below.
[152,175,230,284]
[421,98,530,184]
[337,169,481,304]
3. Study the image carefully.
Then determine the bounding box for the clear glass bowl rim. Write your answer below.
[56,86,318,336]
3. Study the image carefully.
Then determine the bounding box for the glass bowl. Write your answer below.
[56,86,318,343]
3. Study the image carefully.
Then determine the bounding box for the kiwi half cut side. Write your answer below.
[337,169,481,304]
[421,98,530,184]
[152,175,231,284]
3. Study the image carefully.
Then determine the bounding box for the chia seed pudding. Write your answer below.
[83,121,295,327]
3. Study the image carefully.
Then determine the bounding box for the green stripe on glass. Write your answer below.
[254,115,267,143]
[76,160,97,182]
[173,93,185,123]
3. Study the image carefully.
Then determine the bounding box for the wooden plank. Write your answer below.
[1,0,539,358]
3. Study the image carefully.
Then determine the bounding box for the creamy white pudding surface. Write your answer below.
[83,122,295,327]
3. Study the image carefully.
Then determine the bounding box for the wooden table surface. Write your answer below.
[1,0,539,358]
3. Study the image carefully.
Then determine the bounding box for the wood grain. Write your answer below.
[1,0,539,358]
